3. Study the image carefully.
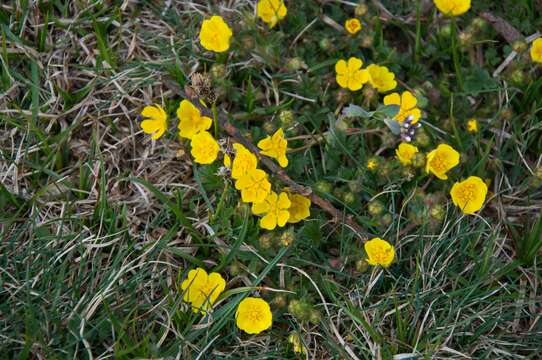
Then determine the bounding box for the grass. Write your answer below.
[1,0,542,359]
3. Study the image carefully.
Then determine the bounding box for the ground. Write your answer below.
[1,0,541,359]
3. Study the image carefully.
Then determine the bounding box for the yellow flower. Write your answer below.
[364,238,394,267]
[450,176,488,214]
[236,297,273,334]
[396,143,419,166]
[199,16,233,53]
[367,64,397,93]
[335,57,370,91]
[426,144,460,180]
[257,128,288,168]
[235,168,271,203]
[252,191,291,230]
[530,38,542,63]
[433,0,471,16]
[256,0,287,28]
[467,118,479,133]
[367,159,378,170]
[177,100,212,140]
[286,192,311,223]
[190,131,219,164]
[288,332,307,355]
[383,91,421,123]
[231,143,258,179]
[140,104,167,140]
[181,268,226,314]
[345,18,362,35]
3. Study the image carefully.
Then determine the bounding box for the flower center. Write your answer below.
[372,247,391,263]
[246,306,264,322]
[456,184,476,203]
[429,152,448,173]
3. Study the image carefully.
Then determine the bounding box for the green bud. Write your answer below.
[259,233,275,250]
[262,121,276,134]
[381,213,392,226]
[342,191,356,205]
[439,23,452,38]
[286,57,306,71]
[413,127,430,147]
[280,228,295,247]
[355,259,369,272]
[309,309,322,324]
[510,69,526,86]
[368,200,385,216]
[355,3,368,17]
[512,40,528,53]
[272,294,287,308]
[412,152,426,168]
[319,37,332,51]
[279,110,295,128]
[314,180,332,194]
[430,204,446,221]
[210,64,227,80]
[361,34,374,48]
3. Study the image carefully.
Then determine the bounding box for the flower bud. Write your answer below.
[314,180,332,194]
[512,40,528,53]
[471,17,488,32]
[348,179,363,193]
[362,84,377,102]
[412,152,426,168]
[286,57,306,72]
[430,204,446,222]
[272,294,287,308]
[280,228,295,246]
[228,261,242,276]
[368,200,385,216]
[210,64,227,80]
[262,121,276,134]
[279,110,295,128]
[309,309,322,324]
[361,34,374,48]
[319,37,333,51]
[459,31,473,48]
[381,213,392,226]
[355,3,368,17]
[342,191,356,205]
[259,233,275,250]
[510,69,526,86]
[439,23,452,38]
[535,166,542,180]
[355,259,369,272]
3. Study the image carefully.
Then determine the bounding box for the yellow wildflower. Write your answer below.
[396,143,419,166]
[367,64,397,93]
[252,191,291,230]
[236,297,273,334]
[235,168,271,203]
[257,128,288,168]
[288,332,307,355]
[345,18,362,35]
[181,268,226,314]
[190,131,219,165]
[256,0,287,28]
[433,0,471,16]
[140,104,167,140]
[335,57,370,91]
[426,144,460,180]
[367,158,378,170]
[231,143,258,179]
[364,238,394,267]
[530,38,542,63]
[467,118,479,133]
[383,91,421,123]
[199,16,233,53]
[450,176,488,214]
[177,100,212,140]
[286,192,311,223]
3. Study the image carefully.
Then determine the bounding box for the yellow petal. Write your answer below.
[335,59,347,75]
[260,213,277,230]
[347,57,363,70]
[383,93,401,106]
[401,91,417,110]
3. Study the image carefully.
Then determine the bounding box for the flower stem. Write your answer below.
[451,18,464,91]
